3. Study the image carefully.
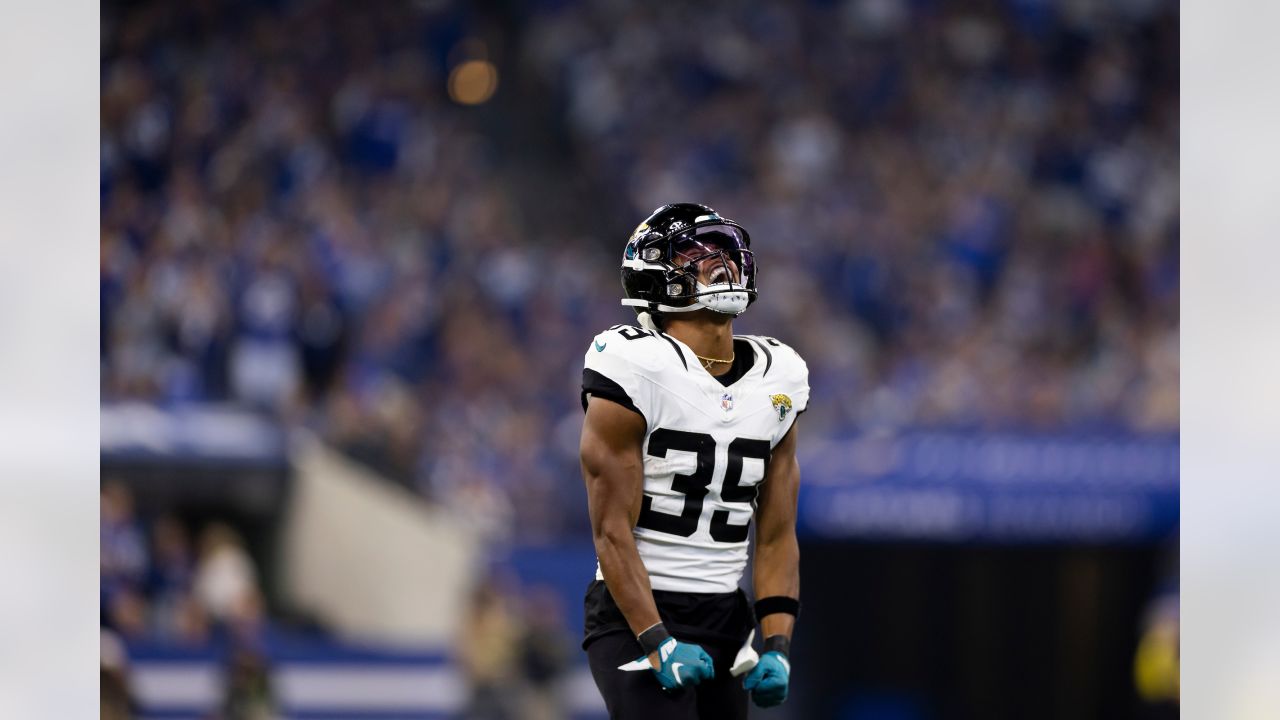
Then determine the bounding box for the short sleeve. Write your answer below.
[581,331,649,424]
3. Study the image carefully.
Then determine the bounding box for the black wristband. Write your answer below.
[762,634,791,658]
[637,623,672,656]
[754,595,801,622]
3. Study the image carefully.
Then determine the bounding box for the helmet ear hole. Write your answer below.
[621,267,662,312]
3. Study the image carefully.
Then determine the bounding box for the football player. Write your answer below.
[580,203,808,718]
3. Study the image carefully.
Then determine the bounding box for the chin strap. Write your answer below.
[621,298,709,314]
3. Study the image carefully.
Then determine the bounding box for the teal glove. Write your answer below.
[743,650,790,707]
[647,636,715,690]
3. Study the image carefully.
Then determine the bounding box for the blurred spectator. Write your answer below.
[224,593,279,720]
[220,644,278,720]
[169,590,214,647]
[146,514,196,635]
[101,629,135,720]
[146,515,194,596]
[1134,593,1179,715]
[517,586,573,720]
[1135,541,1179,719]
[457,578,524,720]
[225,586,275,651]
[195,522,259,623]
[101,481,147,597]
[105,587,151,641]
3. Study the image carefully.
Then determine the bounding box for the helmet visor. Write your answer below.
[669,225,754,288]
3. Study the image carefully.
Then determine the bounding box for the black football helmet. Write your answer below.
[620,203,757,319]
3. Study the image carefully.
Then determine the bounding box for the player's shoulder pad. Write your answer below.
[585,324,688,374]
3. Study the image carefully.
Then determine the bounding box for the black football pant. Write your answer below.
[586,631,749,720]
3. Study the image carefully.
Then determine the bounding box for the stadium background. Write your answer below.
[99,0,1179,718]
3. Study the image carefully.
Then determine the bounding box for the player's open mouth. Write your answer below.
[708,266,730,284]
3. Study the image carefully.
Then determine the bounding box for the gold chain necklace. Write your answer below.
[694,352,734,370]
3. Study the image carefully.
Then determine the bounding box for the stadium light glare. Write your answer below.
[448,60,498,106]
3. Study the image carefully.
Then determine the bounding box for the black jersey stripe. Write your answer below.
[747,336,773,377]
[658,333,689,371]
[581,368,644,420]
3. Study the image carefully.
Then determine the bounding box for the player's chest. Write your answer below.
[652,371,794,435]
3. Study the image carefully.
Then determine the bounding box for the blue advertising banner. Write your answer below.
[796,430,1179,542]
[101,403,288,465]
[122,635,609,720]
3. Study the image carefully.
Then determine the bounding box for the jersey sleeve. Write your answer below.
[581,329,651,424]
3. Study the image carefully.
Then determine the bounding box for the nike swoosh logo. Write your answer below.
[671,662,685,686]
[594,341,607,352]
[660,638,676,662]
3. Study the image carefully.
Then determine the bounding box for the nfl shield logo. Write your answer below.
[720,392,734,411]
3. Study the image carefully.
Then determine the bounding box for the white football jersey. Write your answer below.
[581,324,810,593]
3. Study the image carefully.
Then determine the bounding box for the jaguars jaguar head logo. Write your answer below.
[770,393,793,421]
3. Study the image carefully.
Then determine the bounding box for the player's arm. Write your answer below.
[754,419,801,639]
[580,370,715,688]
[745,419,801,706]
[580,396,659,635]
[579,396,664,651]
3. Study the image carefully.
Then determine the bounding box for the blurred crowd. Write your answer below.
[101,481,268,648]
[100,479,573,719]
[101,0,1179,540]
[458,577,575,720]
[100,480,278,718]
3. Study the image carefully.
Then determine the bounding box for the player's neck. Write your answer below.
[664,313,735,376]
